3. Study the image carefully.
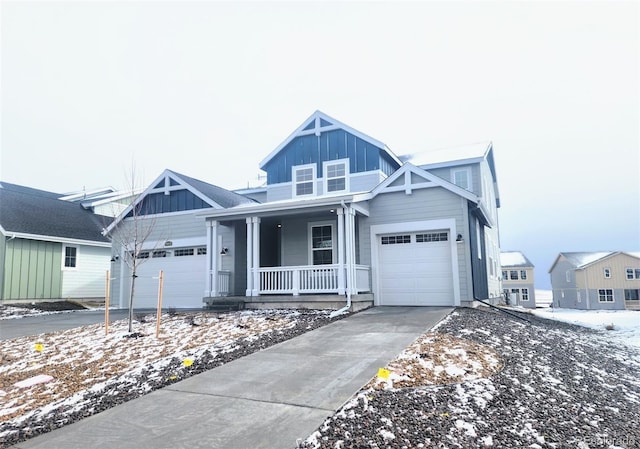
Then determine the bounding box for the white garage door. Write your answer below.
[131,248,206,309]
[377,231,454,306]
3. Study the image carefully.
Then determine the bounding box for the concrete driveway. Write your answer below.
[10,306,453,449]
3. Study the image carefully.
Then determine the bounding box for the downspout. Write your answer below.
[331,201,351,317]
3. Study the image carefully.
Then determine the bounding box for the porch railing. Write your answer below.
[355,265,370,293]
[258,264,370,295]
[218,270,231,296]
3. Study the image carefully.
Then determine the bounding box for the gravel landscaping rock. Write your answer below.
[300,307,640,449]
[0,309,344,448]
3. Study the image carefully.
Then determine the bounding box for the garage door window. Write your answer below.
[416,232,448,242]
[381,235,411,245]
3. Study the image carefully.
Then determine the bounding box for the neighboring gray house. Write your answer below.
[0,182,112,301]
[106,111,503,310]
[500,251,536,308]
[549,251,640,310]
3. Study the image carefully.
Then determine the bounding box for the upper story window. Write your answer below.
[323,159,349,193]
[626,268,640,280]
[604,267,611,278]
[452,168,471,191]
[502,270,508,280]
[64,246,77,268]
[510,270,518,280]
[293,164,316,197]
[520,270,527,280]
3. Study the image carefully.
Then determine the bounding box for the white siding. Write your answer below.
[61,245,111,298]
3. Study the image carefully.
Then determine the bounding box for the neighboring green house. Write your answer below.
[0,182,112,302]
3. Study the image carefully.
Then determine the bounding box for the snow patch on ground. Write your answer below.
[530,308,640,348]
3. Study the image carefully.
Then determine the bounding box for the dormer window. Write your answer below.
[323,159,349,194]
[293,164,316,197]
[452,168,471,191]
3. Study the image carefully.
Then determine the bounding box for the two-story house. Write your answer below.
[106,111,502,310]
[549,251,640,310]
[500,251,536,308]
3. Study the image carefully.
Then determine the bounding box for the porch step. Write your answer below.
[203,298,245,312]
[203,294,373,312]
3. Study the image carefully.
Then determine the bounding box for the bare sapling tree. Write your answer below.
[104,167,158,333]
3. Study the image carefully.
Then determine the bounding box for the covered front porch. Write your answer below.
[201,196,372,308]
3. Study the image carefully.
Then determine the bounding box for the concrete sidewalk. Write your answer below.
[12,306,452,449]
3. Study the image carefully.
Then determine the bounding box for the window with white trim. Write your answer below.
[381,235,411,245]
[452,168,471,190]
[135,251,150,259]
[64,246,77,268]
[598,289,614,302]
[174,248,195,257]
[604,267,611,278]
[510,270,518,280]
[626,268,640,280]
[624,289,639,300]
[502,270,508,280]
[323,159,348,193]
[476,221,482,259]
[416,232,448,242]
[520,270,527,280]
[310,224,334,265]
[522,288,529,301]
[293,164,316,197]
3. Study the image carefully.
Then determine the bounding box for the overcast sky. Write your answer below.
[1,1,638,288]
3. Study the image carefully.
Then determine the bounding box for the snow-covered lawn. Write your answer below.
[530,307,640,349]
[0,308,336,446]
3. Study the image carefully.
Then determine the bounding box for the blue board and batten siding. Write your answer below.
[263,129,399,184]
[127,190,211,217]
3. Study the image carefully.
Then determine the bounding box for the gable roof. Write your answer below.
[547,251,640,273]
[402,141,493,168]
[259,110,402,169]
[370,162,495,227]
[168,170,256,209]
[0,180,62,199]
[0,186,111,244]
[500,251,534,267]
[105,169,256,234]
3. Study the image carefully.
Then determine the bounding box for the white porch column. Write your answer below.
[246,218,253,296]
[337,208,346,295]
[252,217,261,296]
[206,220,218,297]
[345,207,357,295]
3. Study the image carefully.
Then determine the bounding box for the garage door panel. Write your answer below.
[377,232,454,306]
[132,255,206,309]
